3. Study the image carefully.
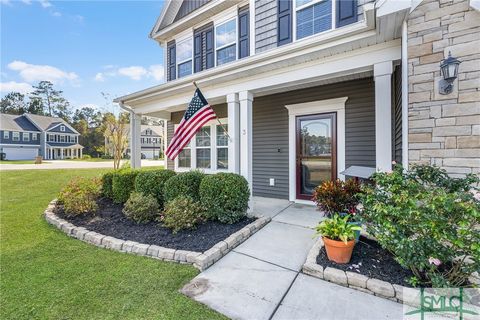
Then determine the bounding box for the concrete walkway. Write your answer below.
[0,159,164,171]
[182,197,405,320]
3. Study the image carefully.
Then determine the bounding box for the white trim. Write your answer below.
[374,61,393,172]
[3,131,9,139]
[249,0,255,56]
[12,132,20,141]
[60,125,66,132]
[214,16,238,66]
[285,97,348,202]
[293,0,336,42]
[173,118,229,174]
[401,21,409,169]
[22,132,30,141]
[176,36,193,78]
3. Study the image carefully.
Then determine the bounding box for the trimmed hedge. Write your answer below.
[162,197,205,234]
[123,192,159,224]
[101,171,115,199]
[200,172,249,223]
[112,169,138,204]
[134,169,176,209]
[163,171,205,203]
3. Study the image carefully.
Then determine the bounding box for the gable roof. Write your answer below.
[0,114,41,132]
[141,125,163,136]
[24,113,79,134]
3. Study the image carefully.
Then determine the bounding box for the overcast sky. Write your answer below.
[1,0,166,112]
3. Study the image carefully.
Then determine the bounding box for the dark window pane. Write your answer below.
[178,61,192,78]
[178,149,191,168]
[217,44,236,65]
[196,148,211,168]
[217,148,228,170]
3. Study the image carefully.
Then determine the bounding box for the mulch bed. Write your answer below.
[55,198,255,252]
[316,236,414,287]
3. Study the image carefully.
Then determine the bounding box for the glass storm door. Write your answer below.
[296,113,337,200]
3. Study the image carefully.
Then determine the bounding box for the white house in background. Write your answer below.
[104,124,164,159]
[0,113,83,160]
[114,0,480,203]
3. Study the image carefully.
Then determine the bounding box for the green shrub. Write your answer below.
[123,192,160,224]
[101,171,115,199]
[58,177,101,216]
[82,154,91,159]
[112,169,138,203]
[312,179,361,217]
[199,173,250,223]
[163,170,205,203]
[134,169,176,208]
[360,164,480,287]
[162,198,205,234]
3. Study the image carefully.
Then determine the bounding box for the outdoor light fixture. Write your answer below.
[439,51,461,95]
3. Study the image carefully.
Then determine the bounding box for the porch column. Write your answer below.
[130,112,142,168]
[61,148,64,159]
[227,93,240,173]
[239,91,253,196]
[80,148,82,158]
[374,61,393,172]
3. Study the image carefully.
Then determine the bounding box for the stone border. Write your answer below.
[44,199,270,271]
[302,237,422,307]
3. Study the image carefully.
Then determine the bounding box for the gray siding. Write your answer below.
[357,0,375,22]
[252,78,376,199]
[0,130,41,145]
[392,65,402,164]
[255,0,278,53]
[166,104,227,170]
[48,125,75,134]
[174,0,210,22]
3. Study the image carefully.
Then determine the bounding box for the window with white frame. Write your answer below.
[60,125,66,132]
[23,132,29,141]
[32,133,38,141]
[3,131,9,139]
[60,135,65,142]
[175,120,228,172]
[215,18,236,66]
[296,0,333,40]
[177,37,193,78]
[12,132,20,141]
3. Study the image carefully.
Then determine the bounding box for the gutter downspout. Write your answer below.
[401,21,409,169]
[118,102,138,168]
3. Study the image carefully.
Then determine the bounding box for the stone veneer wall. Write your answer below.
[407,0,480,177]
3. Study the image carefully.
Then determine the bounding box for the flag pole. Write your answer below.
[192,81,232,142]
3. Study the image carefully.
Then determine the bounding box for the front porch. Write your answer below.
[45,144,84,160]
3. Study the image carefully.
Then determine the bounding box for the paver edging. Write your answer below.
[44,199,271,271]
[301,237,422,307]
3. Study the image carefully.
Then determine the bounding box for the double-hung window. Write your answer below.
[60,125,66,132]
[23,132,29,141]
[60,135,65,143]
[3,131,9,139]
[215,18,237,66]
[175,119,228,172]
[295,0,333,40]
[32,133,38,141]
[12,132,20,141]
[176,37,193,78]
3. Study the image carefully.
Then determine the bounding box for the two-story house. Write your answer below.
[104,124,164,159]
[0,113,83,160]
[115,0,480,203]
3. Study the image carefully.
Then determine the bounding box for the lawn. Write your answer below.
[0,160,51,164]
[0,169,225,320]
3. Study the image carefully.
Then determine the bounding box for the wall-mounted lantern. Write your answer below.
[439,51,461,95]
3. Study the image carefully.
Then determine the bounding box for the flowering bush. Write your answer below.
[359,164,480,287]
[312,179,361,217]
[162,198,205,234]
[58,177,102,216]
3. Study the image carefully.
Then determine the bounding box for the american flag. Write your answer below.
[165,88,217,160]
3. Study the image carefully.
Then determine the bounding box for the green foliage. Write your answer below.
[101,171,115,199]
[134,170,176,209]
[315,214,360,243]
[199,173,249,223]
[163,171,205,203]
[360,164,480,287]
[58,177,101,216]
[162,198,205,234]
[112,169,138,204]
[312,179,361,217]
[82,154,92,160]
[123,192,160,224]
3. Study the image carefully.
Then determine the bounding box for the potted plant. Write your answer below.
[316,214,361,264]
[312,179,361,217]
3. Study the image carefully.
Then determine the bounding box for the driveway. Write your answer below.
[182,197,405,320]
[0,159,164,170]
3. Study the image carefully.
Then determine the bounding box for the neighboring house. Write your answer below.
[0,113,83,160]
[114,0,480,203]
[104,124,164,159]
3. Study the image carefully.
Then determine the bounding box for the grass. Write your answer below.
[0,160,51,164]
[0,169,225,320]
[68,158,114,162]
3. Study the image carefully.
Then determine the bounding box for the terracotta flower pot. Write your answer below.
[323,237,355,264]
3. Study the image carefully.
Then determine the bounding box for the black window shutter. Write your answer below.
[167,40,176,81]
[193,23,214,73]
[336,0,358,28]
[238,6,249,59]
[277,0,292,46]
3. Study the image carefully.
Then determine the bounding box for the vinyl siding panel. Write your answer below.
[255,0,277,53]
[252,78,376,199]
[173,0,211,22]
[392,65,403,164]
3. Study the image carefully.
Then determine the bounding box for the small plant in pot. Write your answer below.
[316,214,361,264]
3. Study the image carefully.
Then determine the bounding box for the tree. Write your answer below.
[104,114,129,170]
[73,107,102,128]
[1,92,27,115]
[30,81,72,121]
